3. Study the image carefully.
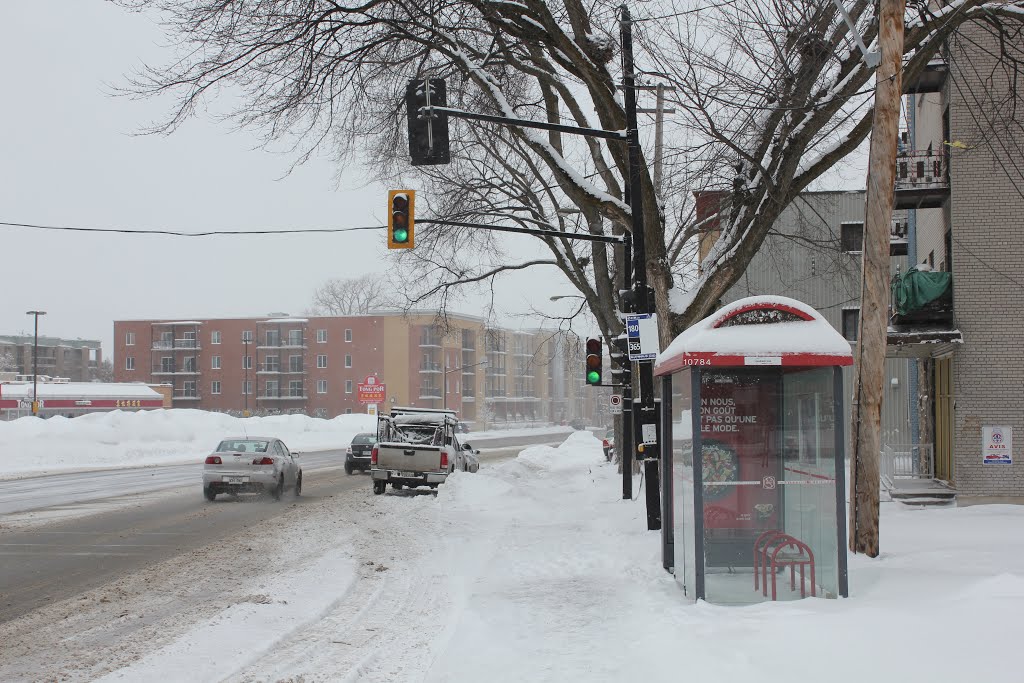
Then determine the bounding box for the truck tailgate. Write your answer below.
[375,443,444,473]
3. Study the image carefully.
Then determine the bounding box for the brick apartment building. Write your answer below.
[113,311,603,427]
[697,21,1024,504]
[0,335,102,382]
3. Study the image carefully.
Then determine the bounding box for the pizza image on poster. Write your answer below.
[701,440,739,502]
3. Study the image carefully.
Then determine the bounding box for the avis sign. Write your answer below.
[357,375,386,405]
[982,425,1012,465]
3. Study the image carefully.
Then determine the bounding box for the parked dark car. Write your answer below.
[345,432,377,474]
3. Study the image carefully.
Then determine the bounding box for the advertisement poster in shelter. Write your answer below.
[699,372,780,531]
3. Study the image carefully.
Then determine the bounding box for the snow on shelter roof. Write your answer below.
[0,382,163,399]
[654,295,853,376]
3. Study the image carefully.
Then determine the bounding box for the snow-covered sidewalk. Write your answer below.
[1,431,1020,682]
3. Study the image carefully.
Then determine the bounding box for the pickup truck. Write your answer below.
[370,407,474,494]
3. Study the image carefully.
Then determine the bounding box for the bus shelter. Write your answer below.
[655,296,851,604]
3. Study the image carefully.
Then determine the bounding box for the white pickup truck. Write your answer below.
[370,407,473,494]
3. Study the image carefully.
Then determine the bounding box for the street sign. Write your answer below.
[609,394,623,415]
[367,403,378,417]
[626,313,659,362]
[357,375,386,405]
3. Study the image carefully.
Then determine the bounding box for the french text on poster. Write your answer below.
[982,425,1012,464]
[357,375,387,405]
[626,313,659,362]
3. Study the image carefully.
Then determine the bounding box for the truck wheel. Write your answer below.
[270,476,284,501]
[344,463,354,475]
[373,480,386,495]
[393,483,403,490]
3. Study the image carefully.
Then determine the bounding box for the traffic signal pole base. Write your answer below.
[644,458,661,530]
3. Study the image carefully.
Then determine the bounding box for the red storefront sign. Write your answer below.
[357,375,386,404]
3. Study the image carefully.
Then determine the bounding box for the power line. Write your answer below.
[0,221,384,237]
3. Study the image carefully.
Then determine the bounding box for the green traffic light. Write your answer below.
[587,370,600,384]
[394,228,409,243]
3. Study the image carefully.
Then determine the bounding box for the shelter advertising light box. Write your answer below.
[655,296,851,604]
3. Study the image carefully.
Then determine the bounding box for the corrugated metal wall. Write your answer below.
[720,191,911,451]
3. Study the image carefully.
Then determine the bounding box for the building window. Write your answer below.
[211,331,222,345]
[211,381,221,395]
[345,329,353,342]
[345,408,353,415]
[126,356,135,371]
[345,354,352,368]
[266,380,279,397]
[345,379,353,394]
[317,379,327,394]
[183,381,197,397]
[842,309,860,342]
[242,330,253,342]
[212,355,221,370]
[841,222,864,253]
[243,380,252,395]
[289,355,303,372]
[289,380,303,397]
[161,356,174,373]
[125,332,135,346]
[317,354,327,369]
[266,330,280,347]
[317,329,327,343]
[243,355,252,370]
[264,355,280,372]
[288,329,303,346]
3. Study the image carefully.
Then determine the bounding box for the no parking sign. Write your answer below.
[609,394,623,415]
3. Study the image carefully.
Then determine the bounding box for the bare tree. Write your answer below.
[309,274,396,315]
[117,0,1024,348]
[0,349,18,372]
[94,359,115,382]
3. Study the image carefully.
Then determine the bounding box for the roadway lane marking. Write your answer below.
[0,543,171,548]
[0,551,139,557]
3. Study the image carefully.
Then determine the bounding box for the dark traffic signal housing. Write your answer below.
[585,337,603,386]
[388,190,415,249]
[407,78,451,166]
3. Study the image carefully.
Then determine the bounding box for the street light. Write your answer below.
[443,358,488,411]
[549,294,584,302]
[25,311,46,415]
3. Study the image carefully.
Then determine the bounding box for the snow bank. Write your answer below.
[0,409,377,477]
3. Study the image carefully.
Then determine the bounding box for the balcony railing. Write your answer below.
[419,335,442,348]
[420,362,442,373]
[256,364,305,374]
[172,390,200,400]
[419,385,441,399]
[256,341,307,349]
[258,393,308,400]
[896,151,947,189]
[152,339,200,350]
[152,365,199,375]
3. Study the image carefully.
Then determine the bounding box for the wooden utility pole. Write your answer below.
[849,0,905,557]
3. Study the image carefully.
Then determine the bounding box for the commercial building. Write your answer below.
[113,312,601,427]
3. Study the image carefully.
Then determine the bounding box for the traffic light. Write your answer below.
[388,189,415,249]
[406,78,451,166]
[585,337,603,386]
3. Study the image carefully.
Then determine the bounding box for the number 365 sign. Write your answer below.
[625,313,659,362]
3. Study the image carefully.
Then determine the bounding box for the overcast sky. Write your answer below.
[0,2,567,358]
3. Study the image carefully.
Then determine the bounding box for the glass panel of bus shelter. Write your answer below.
[699,369,783,604]
[671,370,696,598]
[780,367,840,599]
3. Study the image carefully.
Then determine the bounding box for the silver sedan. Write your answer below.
[202,437,302,501]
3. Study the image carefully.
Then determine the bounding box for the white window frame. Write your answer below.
[345,354,353,368]
[211,331,222,345]
[243,355,253,370]
[242,330,253,342]
[126,356,135,371]
[125,332,135,346]
[243,380,252,395]
[212,355,221,370]
[317,354,327,369]
[345,379,353,394]
[211,380,221,395]
[317,379,327,394]
[345,329,353,343]
[317,329,327,343]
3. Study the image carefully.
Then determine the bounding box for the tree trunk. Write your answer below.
[849,0,905,558]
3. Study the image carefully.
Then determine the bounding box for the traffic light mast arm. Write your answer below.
[416,218,625,245]
[418,106,628,142]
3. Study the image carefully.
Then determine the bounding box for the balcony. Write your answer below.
[890,213,909,256]
[418,386,442,399]
[152,365,199,375]
[258,394,308,400]
[256,341,307,350]
[172,390,200,400]
[420,362,442,373]
[256,364,306,374]
[894,151,948,210]
[152,339,200,350]
[903,57,947,95]
[887,267,962,357]
[486,366,507,376]
[419,335,442,348]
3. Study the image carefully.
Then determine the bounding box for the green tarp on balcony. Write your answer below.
[891,266,952,315]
